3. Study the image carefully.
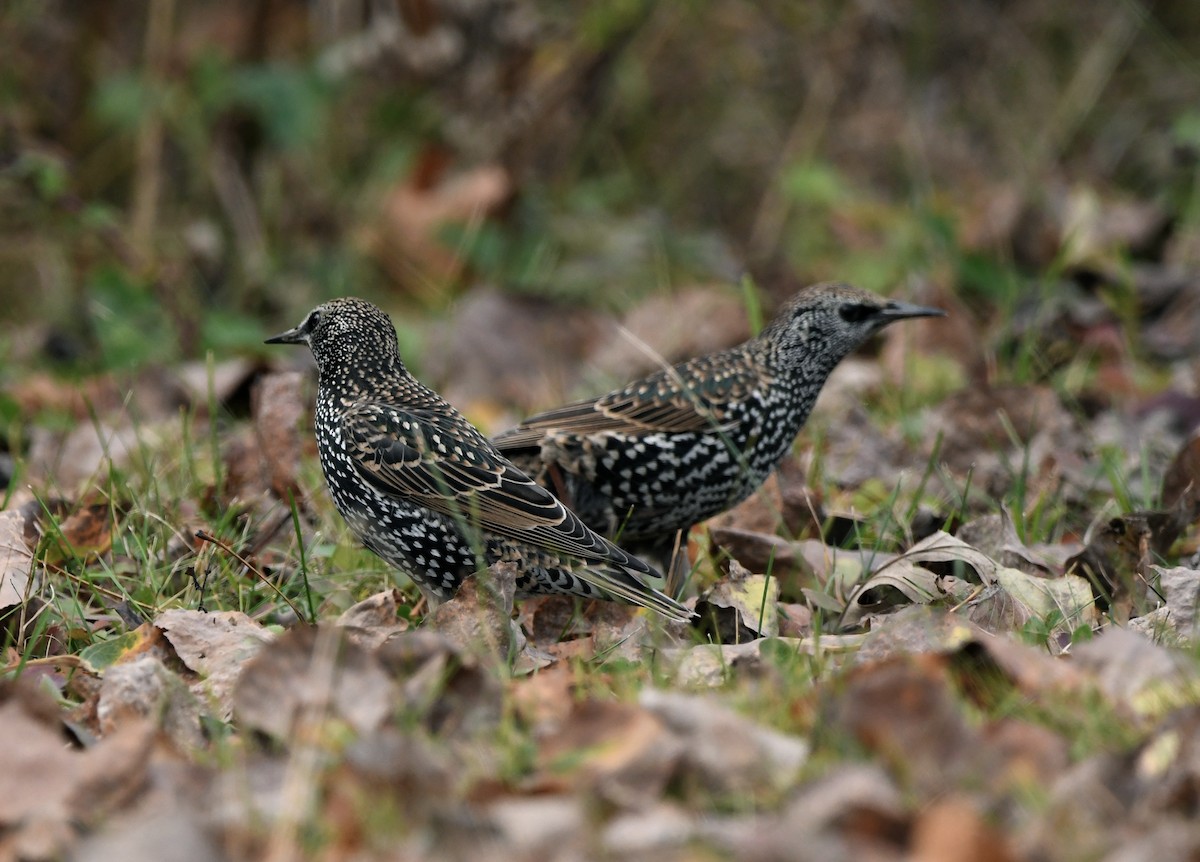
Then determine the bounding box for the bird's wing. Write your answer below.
[341,401,656,576]
[494,351,763,447]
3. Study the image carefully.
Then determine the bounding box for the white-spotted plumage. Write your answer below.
[494,283,944,561]
[266,297,693,621]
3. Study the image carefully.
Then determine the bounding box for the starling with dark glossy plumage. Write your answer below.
[265,297,692,621]
[494,283,944,563]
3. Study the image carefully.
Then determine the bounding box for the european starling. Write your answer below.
[494,283,944,563]
[265,297,692,621]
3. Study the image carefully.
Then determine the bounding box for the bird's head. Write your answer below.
[759,282,944,368]
[265,297,402,375]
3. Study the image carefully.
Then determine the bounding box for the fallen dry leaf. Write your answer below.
[429,560,519,659]
[72,809,225,862]
[776,602,812,638]
[1058,188,1170,270]
[1132,707,1200,819]
[664,640,771,687]
[842,532,1095,636]
[773,764,908,858]
[852,605,979,665]
[1037,750,1142,860]
[374,629,504,738]
[840,561,943,629]
[174,357,262,412]
[336,588,408,651]
[691,763,908,861]
[26,415,182,494]
[910,796,1020,862]
[1144,280,1200,361]
[155,609,275,718]
[252,370,307,501]
[519,594,584,645]
[842,531,992,629]
[949,626,1086,705]
[0,508,38,608]
[706,526,819,591]
[1066,513,1154,618]
[234,624,396,740]
[79,621,169,673]
[695,557,779,642]
[535,698,683,806]
[47,500,115,563]
[1072,627,1200,720]
[0,685,80,828]
[978,717,1071,789]
[824,653,981,798]
[0,680,159,859]
[65,717,160,829]
[965,566,1096,637]
[957,507,1061,576]
[640,688,809,800]
[1130,565,1200,642]
[96,654,205,750]
[601,803,694,855]
[485,795,588,857]
[509,659,577,733]
[340,724,456,799]
[374,163,511,292]
[1160,430,1200,519]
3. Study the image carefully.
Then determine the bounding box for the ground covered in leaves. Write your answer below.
[4,297,1200,861]
[6,1,1200,861]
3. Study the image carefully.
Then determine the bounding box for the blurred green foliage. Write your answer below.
[0,0,1198,374]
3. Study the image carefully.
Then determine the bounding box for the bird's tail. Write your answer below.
[578,565,696,623]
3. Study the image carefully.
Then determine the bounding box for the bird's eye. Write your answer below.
[838,304,875,323]
[307,310,322,331]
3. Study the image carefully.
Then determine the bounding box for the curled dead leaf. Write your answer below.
[695,558,779,642]
[841,532,1095,636]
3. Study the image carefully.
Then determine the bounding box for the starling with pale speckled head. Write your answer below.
[494,283,944,564]
[266,297,692,621]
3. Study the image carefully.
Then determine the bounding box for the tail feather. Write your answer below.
[576,565,696,623]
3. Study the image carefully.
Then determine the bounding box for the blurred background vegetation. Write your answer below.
[3,0,1200,383]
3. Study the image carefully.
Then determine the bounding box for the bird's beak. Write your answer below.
[878,300,946,321]
[265,325,307,345]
